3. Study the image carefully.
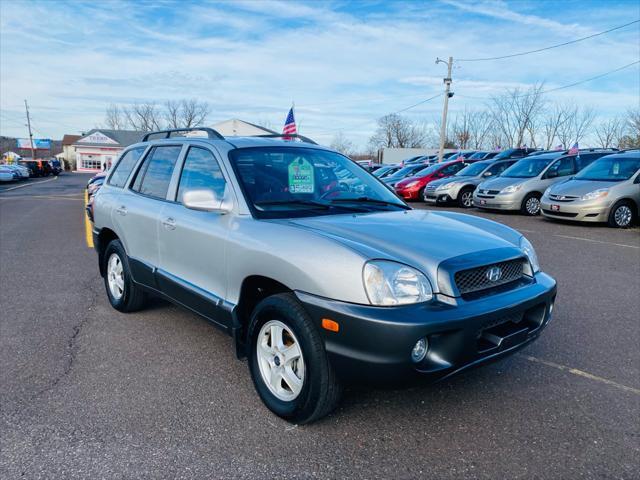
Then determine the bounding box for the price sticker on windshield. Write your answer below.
[288,158,315,193]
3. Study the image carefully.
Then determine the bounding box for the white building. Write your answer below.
[211,119,277,137]
[73,129,144,172]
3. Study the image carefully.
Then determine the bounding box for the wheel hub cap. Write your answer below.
[256,320,305,401]
[527,198,540,214]
[615,206,632,226]
[107,253,124,300]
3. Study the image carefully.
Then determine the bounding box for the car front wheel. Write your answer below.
[608,201,636,228]
[521,193,541,216]
[248,293,342,424]
[458,187,475,208]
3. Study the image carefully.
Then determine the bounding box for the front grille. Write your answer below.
[549,194,578,202]
[454,259,525,295]
[425,184,437,193]
[542,209,578,218]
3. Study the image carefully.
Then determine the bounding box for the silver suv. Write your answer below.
[92,128,557,423]
[474,150,615,215]
[424,159,517,207]
[541,151,640,227]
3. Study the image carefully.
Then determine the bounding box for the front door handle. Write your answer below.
[162,217,176,230]
[115,206,127,216]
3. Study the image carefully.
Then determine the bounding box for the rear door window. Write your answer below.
[547,157,574,177]
[131,145,182,199]
[487,161,512,176]
[108,147,146,188]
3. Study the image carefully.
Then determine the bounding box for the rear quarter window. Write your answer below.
[108,147,146,188]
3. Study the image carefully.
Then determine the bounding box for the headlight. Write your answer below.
[363,260,433,306]
[438,182,459,190]
[405,180,420,188]
[501,184,522,194]
[581,189,609,201]
[519,236,540,273]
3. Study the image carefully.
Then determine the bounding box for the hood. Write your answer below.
[281,209,523,287]
[478,176,528,191]
[396,175,424,188]
[548,178,619,197]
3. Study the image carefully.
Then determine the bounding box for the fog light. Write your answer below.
[411,338,428,363]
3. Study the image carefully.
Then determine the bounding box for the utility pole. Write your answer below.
[436,57,453,162]
[24,99,36,161]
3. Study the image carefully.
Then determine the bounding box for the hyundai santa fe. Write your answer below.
[92,128,557,423]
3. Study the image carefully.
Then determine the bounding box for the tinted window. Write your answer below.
[456,161,491,176]
[109,147,145,188]
[501,154,562,178]
[441,162,465,175]
[487,161,513,176]
[547,157,574,177]
[177,147,226,202]
[575,153,607,171]
[132,145,182,199]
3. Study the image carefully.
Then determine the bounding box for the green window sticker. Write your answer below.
[288,158,315,193]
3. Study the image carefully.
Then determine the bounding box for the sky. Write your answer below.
[1,0,639,148]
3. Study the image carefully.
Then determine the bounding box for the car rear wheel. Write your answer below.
[608,201,636,228]
[103,239,146,312]
[248,293,342,424]
[458,187,475,208]
[521,193,541,216]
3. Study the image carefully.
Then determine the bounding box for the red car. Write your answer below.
[395,160,468,201]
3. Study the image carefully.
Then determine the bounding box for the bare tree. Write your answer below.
[368,114,426,149]
[620,108,640,148]
[104,104,126,130]
[489,84,545,147]
[540,104,570,149]
[556,105,596,148]
[123,103,162,131]
[164,99,210,128]
[595,117,626,148]
[330,132,354,156]
[452,109,495,149]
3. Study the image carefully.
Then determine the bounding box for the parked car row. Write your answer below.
[377,148,639,228]
[0,158,63,183]
[85,171,107,221]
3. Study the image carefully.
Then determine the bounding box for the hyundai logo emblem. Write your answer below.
[486,266,502,282]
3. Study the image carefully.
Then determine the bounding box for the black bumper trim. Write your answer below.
[295,272,556,385]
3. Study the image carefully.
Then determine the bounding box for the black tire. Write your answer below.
[102,239,146,312]
[607,200,636,228]
[521,193,541,216]
[248,293,342,424]
[457,187,475,208]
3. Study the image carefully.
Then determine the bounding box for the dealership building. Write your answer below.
[73,129,143,172]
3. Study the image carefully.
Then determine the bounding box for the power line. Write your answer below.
[457,19,639,62]
[456,60,640,100]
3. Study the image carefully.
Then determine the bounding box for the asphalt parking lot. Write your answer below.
[1,173,638,479]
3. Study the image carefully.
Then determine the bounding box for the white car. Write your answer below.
[4,164,30,180]
[0,166,18,182]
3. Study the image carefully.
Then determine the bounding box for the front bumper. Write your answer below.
[296,272,556,385]
[541,198,611,222]
[395,187,421,201]
[473,192,521,210]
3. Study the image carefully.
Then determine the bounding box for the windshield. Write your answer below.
[456,161,491,176]
[493,148,519,160]
[229,147,408,218]
[469,152,487,160]
[501,155,558,178]
[373,165,395,177]
[574,156,640,181]
[385,164,424,179]
[413,163,442,176]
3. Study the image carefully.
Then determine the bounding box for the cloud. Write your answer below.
[0,0,638,148]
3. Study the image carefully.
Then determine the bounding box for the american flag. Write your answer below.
[554,144,563,150]
[568,142,579,155]
[283,107,297,138]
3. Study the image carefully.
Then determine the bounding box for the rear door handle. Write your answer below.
[162,217,176,230]
[115,206,127,216]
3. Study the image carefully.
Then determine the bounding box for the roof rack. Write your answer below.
[254,134,318,145]
[142,127,225,142]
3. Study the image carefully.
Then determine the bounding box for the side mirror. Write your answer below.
[483,171,493,177]
[546,170,558,179]
[182,189,231,213]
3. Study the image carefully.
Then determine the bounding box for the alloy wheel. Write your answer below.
[614,205,632,227]
[526,197,541,215]
[461,191,473,207]
[107,253,124,300]
[256,320,305,401]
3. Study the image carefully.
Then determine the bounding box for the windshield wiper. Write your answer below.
[329,197,410,209]
[254,199,330,209]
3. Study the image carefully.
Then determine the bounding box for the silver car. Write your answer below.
[424,159,517,207]
[474,150,615,215]
[92,128,557,423]
[541,151,640,228]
